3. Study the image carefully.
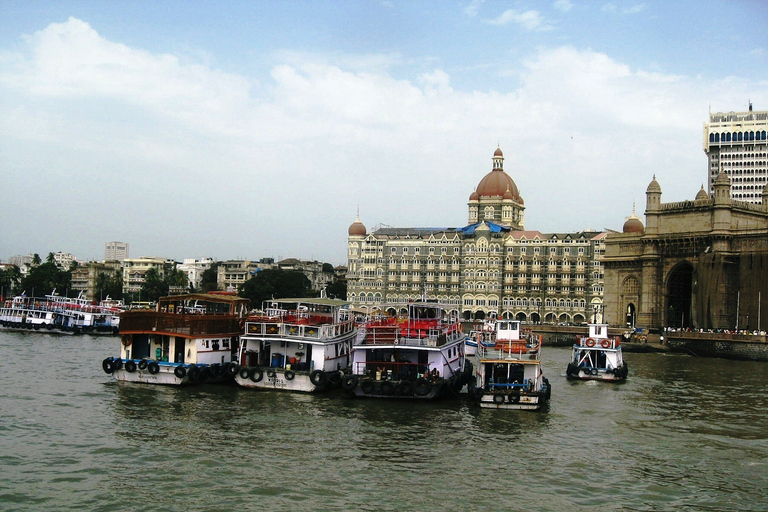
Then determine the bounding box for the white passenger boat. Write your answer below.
[465,319,496,357]
[345,301,472,399]
[102,293,249,385]
[470,319,550,410]
[566,323,628,381]
[0,293,83,334]
[234,298,356,392]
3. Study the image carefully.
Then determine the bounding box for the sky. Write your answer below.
[1,1,767,266]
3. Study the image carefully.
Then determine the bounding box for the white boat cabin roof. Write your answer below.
[588,323,609,339]
[495,319,521,341]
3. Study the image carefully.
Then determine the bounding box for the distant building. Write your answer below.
[122,257,168,295]
[71,261,121,300]
[704,104,768,203]
[178,257,215,291]
[105,241,129,262]
[603,174,768,331]
[347,148,606,322]
[52,252,79,270]
[278,258,333,292]
[217,260,263,291]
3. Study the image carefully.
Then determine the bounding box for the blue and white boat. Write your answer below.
[566,323,628,381]
[470,319,550,410]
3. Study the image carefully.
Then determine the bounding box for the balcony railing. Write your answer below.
[120,311,241,336]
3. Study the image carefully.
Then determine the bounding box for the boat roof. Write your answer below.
[157,293,250,305]
[263,297,350,307]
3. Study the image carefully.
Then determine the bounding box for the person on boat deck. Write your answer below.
[430,368,439,382]
[579,352,591,366]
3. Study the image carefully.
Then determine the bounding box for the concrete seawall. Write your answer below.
[464,322,768,361]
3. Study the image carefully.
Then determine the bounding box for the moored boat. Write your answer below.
[346,301,472,399]
[470,319,550,410]
[102,293,249,385]
[465,318,496,357]
[0,293,83,334]
[565,323,628,381]
[234,298,356,392]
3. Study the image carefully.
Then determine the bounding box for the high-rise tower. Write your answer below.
[703,103,768,203]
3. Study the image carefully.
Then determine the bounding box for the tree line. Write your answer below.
[1,257,347,309]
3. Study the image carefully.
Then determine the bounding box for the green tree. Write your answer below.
[326,279,347,300]
[140,268,169,302]
[46,252,55,264]
[19,262,71,296]
[200,263,219,293]
[239,268,312,308]
[165,268,189,288]
[32,254,42,266]
[0,265,21,298]
[322,262,334,273]
[95,270,123,300]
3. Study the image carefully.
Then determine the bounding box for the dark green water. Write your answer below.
[1,331,767,511]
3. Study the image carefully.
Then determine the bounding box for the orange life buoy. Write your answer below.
[585,338,596,347]
[601,338,611,348]
[121,334,132,347]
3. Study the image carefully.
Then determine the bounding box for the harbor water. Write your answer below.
[1,330,767,511]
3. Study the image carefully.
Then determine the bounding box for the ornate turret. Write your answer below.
[468,147,525,229]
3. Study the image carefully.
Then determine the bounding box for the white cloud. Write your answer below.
[553,0,573,13]
[486,9,553,31]
[602,2,647,15]
[1,18,766,263]
[464,0,484,17]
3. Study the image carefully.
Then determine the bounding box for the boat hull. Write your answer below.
[234,367,342,392]
[566,362,628,381]
[345,364,472,399]
[103,358,238,386]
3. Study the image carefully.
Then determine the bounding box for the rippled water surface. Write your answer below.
[1,331,767,511]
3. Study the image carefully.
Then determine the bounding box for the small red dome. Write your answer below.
[469,190,479,201]
[348,218,366,236]
[494,147,503,157]
[623,216,644,233]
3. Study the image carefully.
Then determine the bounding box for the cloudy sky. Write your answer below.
[1,1,766,265]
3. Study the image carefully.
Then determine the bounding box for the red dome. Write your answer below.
[494,147,503,157]
[476,169,522,202]
[348,218,366,236]
[623,216,644,233]
[469,190,479,201]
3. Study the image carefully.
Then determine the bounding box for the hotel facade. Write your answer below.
[347,148,606,323]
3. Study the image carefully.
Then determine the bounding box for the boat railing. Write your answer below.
[477,343,540,361]
[353,360,436,380]
[359,322,463,347]
[576,336,620,349]
[120,311,241,335]
[489,378,533,391]
[244,318,354,340]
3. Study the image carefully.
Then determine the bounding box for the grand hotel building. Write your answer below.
[346,148,607,323]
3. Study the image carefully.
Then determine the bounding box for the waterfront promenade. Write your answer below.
[527,323,768,361]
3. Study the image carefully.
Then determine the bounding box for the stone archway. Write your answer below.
[516,312,527,322]
[625,303,636,327]
[667,262,693,328]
